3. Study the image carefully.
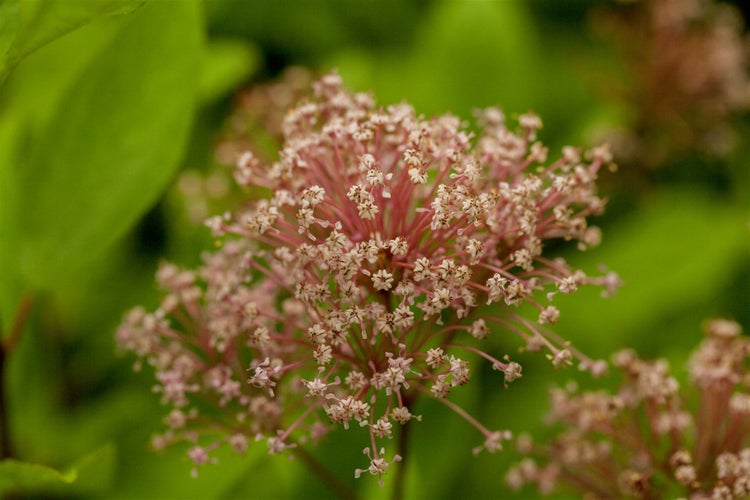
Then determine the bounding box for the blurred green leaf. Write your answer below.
[205,0,348,61]
[554,188,749,358]
[0,0,145,84]
[0,13,137,331]
[400,397,475,500]
[199,38,260,104]
[332,0,541,117]
[0,14,126,138]
[112,441,267,500]
[0,117,24,332]
[60,443,117,493]
[0,460,76,493]
[5,0,202,293]
[0,444,115,496]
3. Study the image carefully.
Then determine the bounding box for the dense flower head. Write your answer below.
[117,72,617,482]
[507,318,750,499]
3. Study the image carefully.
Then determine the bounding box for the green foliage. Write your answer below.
[331,1,541,116]
[199,38,260,104]
[205,0,427,64]
[0,0,204,495]
[0,0,145,83]
[20,0,200,286]
[0,0,203,325]
[554,189,749,358]
[0,444,115,496]
[0,459,77,494]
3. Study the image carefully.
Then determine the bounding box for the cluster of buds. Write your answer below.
[117,72,617,483]
[507,318,750,499]
[590,0,750,167]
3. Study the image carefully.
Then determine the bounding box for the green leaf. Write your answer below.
[0,460,76,493]
[0,11,131,331]
[0,444,115,496]
[0,116,24,333]
[332,1,541,117]
[0,14,126,138]
[6,0,202,291]
[199,38,260,105]
[111,442,267,499]
[61,443,117,494]
[0,0,146,84]
[553,188,749,357]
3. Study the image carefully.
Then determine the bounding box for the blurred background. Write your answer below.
[0,0,748,497]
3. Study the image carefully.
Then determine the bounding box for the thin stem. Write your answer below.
[0,292,36,459]
[2,293,35,353]
[0,346,10,459]
[391,419,410,500]
[291,446,359,500]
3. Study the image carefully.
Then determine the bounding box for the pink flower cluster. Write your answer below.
[508,319,750,499]
[117,72,616,482]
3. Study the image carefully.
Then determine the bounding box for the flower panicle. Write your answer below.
[117,71,617,481]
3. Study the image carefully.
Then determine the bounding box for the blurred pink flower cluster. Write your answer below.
[508,319,750,499]
[591,0,750,167]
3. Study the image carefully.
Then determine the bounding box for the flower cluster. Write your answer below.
[117,72,616,483]
[507,319,750,499]
[590,0,750,167]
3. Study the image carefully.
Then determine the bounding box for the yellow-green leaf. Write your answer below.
[0,0,146,84]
